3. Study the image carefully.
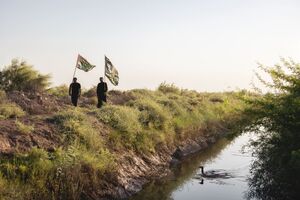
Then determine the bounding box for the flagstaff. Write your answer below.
[104,55,106,82]
[72,54,79,80]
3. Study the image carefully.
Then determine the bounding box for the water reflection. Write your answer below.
[129,134,253,200]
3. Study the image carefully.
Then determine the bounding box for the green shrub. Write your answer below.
[0,90,6,103]
[0,59,51,92]
[94,105,142,148]
[157,82,180,94]
[52,108,116,170]
[0,147,52,181]
[128,99,171,131]
[0,105,117,199]
[47,85,69,97]
[0,89,25,119]
[0,172,6,194]
[95,105,141,133]
[0,103,25,119]
[82,86,96,97]
[156,96,185,116]
[245,59,300,200]
[15,120,34,134]
[85,96,98,106]
[52,108,103,152]
[129,89,156,99]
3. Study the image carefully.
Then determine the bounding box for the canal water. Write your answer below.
[130,133,255,200]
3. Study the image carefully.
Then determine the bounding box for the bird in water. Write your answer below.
[197,166,233,179]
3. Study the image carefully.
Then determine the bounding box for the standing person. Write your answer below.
[97,77,108,108]
[69,77,81,107]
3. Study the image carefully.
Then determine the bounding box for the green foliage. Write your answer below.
[51,108,116,173]
[15,120,34,134]
[245,58,300,200]
[52,108,104,152]
[82,86,96,97]
[0,59,51,92]
[47,84,69,97]
[128,98,172,131]
[0,89,25,119]
[0,108,116,199]
[0,80,247,199]
[95,105,141,133]
[157,82,180,94]
[0,103,25,119]
[0,90,6,103]
[93,105,155,150]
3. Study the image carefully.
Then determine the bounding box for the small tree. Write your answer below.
[245,58,300,200]
[0,59,51,92]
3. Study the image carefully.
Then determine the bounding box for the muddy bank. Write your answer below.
[105,126,227,199]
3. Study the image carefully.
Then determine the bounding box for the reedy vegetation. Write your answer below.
[0,60,248,199]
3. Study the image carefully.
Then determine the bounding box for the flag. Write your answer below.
[76,54,96,72]
[105,56,119,86]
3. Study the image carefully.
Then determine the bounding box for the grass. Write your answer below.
[0,103,25,119]
[0,84,248,199]
[0,108,116,199]
[15,120,34,134]
[0,90,25,119]
[91,84,247,152]
[47,84,69,97]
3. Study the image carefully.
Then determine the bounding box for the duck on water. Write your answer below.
[194,166,234,183]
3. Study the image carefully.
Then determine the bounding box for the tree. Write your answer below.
[245,58,300,200]
[0,59,51,92]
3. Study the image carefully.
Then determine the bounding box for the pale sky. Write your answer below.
[0,0,299,91]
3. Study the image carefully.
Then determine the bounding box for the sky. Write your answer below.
[0,0,299,91]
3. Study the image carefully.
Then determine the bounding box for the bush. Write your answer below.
[158,82,180,94]
[0,103,25,119]
[245,58,300,200]
[94,105,142,148]
[52,108,103,152]
[82,86,96,98]
[0,145,115,200]
[95,105,141,133]
[47,85,69,97]
[0,109,117,199]
[0,59,51,92]
[15,120,34,134]
[156,96,185,116]
[0,90,6,103]
[128,98,172,131]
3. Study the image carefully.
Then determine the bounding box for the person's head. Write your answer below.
[100,77,103,82]
[73,77,77,83]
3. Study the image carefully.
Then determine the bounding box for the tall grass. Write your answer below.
[15,120,34,134]
[0,108,115,200]
[0,82,247,199]
[0,90,25,119]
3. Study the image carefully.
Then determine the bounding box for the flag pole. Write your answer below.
[104,55,106,82]
[73,54,79,80]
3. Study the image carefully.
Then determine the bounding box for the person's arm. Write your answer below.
[69,84,72,96]
[78,84,81,97]
[96,84,100,96]
[104,83,108,92]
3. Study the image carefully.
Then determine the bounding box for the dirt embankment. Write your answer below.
[0,91,229,199]
[106,125,227,199]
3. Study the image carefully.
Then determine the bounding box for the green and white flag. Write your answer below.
[105,56,119,86]
[76,54,96,72]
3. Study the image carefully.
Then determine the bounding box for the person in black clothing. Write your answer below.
[69,77,81,107]
[97,77,108,108]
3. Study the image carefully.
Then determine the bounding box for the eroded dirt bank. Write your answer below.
[97,125,228,199]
